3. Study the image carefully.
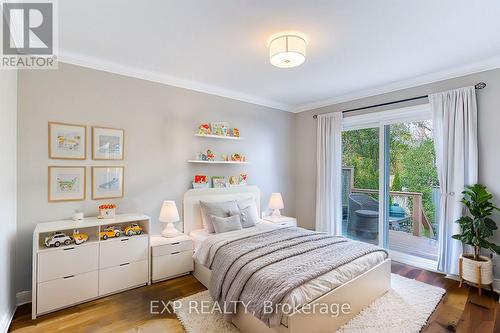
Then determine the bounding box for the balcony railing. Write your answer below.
[349,188,434,237]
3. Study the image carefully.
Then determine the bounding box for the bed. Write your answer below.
[183,186,391,333]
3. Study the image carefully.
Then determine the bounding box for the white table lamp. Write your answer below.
[268,193,284,217]
[159,200,181,238]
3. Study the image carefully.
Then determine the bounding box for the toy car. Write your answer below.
[124,223,143,236]
[72,229,89,245]
[100,226,121,240]
[45,232,72,247]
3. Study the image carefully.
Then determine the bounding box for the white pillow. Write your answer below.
[200,200,239,233]
[236,198,259,228]
[211,215,243,234]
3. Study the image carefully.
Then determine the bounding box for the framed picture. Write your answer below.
[48,122,87,160]
[210,122,229,136]
[212,176,227,188]
[92,127,124,160]
[48,166,86,202]
[92,166,124,199]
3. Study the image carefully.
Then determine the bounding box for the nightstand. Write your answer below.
[262,215,297,227]
[151,234,194,283]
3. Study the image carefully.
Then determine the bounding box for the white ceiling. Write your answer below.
[58,0,500,112]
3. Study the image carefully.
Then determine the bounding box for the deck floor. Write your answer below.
[388,230,438,261]
[343,223,438,261]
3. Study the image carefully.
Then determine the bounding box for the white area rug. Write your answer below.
[174,274,445,333]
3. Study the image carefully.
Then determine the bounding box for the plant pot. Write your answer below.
[460,254,493,285]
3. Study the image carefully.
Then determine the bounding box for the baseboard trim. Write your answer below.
[0,305,16,333]
[16,290,31,306]
[389,250,438,272]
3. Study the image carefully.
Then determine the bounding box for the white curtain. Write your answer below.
[430,86,478,275]
[315,112,343,235]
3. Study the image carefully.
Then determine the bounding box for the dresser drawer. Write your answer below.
[152,250,193,282]
[99,259,148,296]
[38,244,99,283]
[37,270,98,315]
[99,236,148,269]
[152,240,193,257]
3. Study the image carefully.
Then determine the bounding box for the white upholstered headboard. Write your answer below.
[183,185,261,234]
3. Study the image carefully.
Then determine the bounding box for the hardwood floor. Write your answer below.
[9,262,499,333]
[391,261,499,333]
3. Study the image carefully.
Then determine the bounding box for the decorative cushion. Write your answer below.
[200,200,239,233]
[235,198,259,228]
[211,215,243,234]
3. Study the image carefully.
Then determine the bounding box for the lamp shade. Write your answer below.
[269,34,306,68]
[159,200,180,223]
[268,193,284,210]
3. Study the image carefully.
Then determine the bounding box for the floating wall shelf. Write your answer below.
[195,134,244,140]
[188,160,248,165]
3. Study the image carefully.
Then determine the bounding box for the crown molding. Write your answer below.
[292,56,500,113]
[57,52,500,115]
[57,52,293,112]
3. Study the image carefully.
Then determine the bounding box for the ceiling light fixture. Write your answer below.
[269,34,306,68]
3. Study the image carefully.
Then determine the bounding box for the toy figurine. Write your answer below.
[207,149,215,160]
[231,153,241,162]
[124,223,143,236]
[198,123,211,135]
[198,152,208,161]
[239,174,248,185]
[232,128,240,137]
[100,226,121,240]
[45,231,72,247]
[72,229,89,245]
[229,176,239,185]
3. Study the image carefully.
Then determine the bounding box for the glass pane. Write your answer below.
[387,121,439,261]
[342,127,380,245]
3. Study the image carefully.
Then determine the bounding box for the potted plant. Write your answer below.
[452,184,500,295]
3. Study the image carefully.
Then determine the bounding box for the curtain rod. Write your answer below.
[312,82,486,119]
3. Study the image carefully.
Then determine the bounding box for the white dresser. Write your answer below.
[151,234,194,283]
[32,214,151,319]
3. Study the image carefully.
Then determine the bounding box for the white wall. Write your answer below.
[0,70,17,332]
[16,63,296,293]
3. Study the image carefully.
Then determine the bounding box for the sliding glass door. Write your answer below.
[386,121,439,262]
[341,105,439,268]
[341,127,380,245]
